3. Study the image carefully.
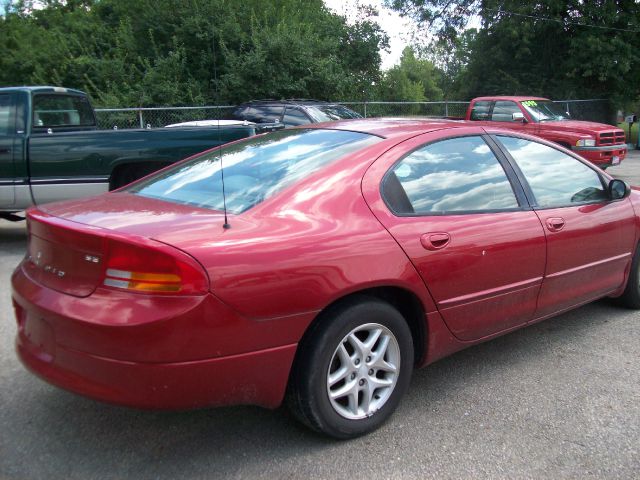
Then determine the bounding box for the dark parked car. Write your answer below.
[228,99,362,127]
[12,119,640,439]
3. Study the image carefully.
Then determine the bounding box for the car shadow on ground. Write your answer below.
[0,222,27,250]
[2,298,631,478]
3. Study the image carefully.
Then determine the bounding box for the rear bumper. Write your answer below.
[16,331,296,409]
[572,144,627,166]
[12,263,301,409]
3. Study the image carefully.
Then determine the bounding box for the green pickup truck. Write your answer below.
[0,86,278,220]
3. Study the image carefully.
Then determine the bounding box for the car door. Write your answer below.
[0,93,16,206]
[493,134,637,318]
[362,128,547,341]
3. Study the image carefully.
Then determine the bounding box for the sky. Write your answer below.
[323,0,422,70]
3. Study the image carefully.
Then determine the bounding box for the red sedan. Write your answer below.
[12,119,640,439]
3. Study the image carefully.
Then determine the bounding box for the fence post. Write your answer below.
[138,109,144,129]
[364,102,367,118]
[445,101,449,117]
[565,102,570,116]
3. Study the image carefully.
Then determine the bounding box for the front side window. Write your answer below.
[498,136,607,207]
[491,101,521,122]
[309,105,362,122]
[32,94,94,128]
[469,101,492,121]
[246,106,283,123]
[382,136,520,215]
[129,129,380,214]
[283,107,312,126]
[0,95,12,136]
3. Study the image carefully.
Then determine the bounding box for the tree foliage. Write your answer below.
[388,0,640,105]
[377,47,443,102]
[0,0,388,106]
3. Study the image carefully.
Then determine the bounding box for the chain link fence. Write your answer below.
[95,106,235,130]
[94,99,614,130]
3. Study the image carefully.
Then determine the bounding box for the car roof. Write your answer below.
[473,96,550,102]
[238,99,342,107]
[0,86,87,95]
[308,117,470,139]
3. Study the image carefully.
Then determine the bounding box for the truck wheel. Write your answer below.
[287,297,414,439]
[616,245,640,309]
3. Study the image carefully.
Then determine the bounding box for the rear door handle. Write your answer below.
[545,217,565,232]
[420,232,451,250]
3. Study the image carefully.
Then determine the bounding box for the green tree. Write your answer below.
[0,0,388,106]
[378,47,443,102]
[388,0,640,105]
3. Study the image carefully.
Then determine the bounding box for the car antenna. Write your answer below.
[212,30,231,229]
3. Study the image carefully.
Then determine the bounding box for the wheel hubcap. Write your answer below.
[326,323,400,420]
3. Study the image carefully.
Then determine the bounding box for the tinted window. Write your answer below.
[498,136,607,207]
[491,101,521,122]
[0,95,12,135]
[32,94,94,128]
[383,136,519,214]
[130,129,380,214]
[246,106,283,123]
[470,101,492,121]
[283,107,311,126]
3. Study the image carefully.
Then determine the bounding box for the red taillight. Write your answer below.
[102,238,208,295]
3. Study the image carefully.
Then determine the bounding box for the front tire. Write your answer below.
[287,297,414,439]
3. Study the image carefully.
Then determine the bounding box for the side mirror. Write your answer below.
[512,112,526,123]
[609,179,631,200]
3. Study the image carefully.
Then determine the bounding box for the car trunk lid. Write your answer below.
[24,211,107,297]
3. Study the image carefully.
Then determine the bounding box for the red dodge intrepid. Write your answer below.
[12,119,640,438]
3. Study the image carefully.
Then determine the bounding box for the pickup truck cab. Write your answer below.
[0,86,277,220]
[466,96,627,168]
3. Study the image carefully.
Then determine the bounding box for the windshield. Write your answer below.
[520,100,571,122]
[309,105,362,122]
[128,128,380,214]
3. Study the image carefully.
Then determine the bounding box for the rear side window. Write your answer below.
[469,101,492,121]
[32,94,94,128]
[497,136,607,207]
[0,95,12,135]
[129,129,380,213]
[491,101,521,122]
[382,136,520,215]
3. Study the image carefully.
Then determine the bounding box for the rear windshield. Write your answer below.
[128,128,380,214]
[33,94,95,128]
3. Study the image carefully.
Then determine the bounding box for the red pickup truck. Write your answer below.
[466,96,627,168]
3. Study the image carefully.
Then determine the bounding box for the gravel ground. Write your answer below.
[0,151,639,479]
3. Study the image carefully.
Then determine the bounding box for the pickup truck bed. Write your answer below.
[0,86,277,218]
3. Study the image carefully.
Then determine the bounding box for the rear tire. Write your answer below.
[287,297,414,439]
[616,245,640,308]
